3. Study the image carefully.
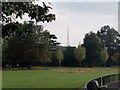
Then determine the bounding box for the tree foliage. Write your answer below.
[97,25,120,66]
[2,1,58,68]
[97,25,120,57]
[83,32,103,66]
[74,45,86,67]
[2,22,55,67]
[2,22,19,40]
[111,52,120,64]
[62,47,78,67]
[2,2,56,40]
[56,49,64,67]
[2,2,55,23]
[100,47,109,67]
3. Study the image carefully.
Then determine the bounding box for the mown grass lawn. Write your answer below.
[2,67,118,88]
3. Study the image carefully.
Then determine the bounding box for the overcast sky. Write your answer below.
[20,2,118,46]
[40,2,118,46]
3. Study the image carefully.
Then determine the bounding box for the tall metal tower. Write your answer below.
[67,26,70,47]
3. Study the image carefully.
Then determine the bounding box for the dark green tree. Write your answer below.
[83,32,103,66]
[97,25,120,66]
[2,22,56,68]
[2,1,57,68]
[62,46,78,67]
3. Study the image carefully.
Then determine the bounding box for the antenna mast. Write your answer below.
[67,26,70,47]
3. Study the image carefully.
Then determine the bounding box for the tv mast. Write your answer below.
[67,25,70,47]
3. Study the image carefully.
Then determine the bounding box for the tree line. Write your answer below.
[61,26,120,67]
[3,24,120,68]
[1,2,120,68]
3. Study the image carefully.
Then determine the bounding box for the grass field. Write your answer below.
[2,67,118,88]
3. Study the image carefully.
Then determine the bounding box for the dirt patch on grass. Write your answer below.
[52,67,118,73]
[2,67,118,73]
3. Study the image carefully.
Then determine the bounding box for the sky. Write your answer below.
[40,2,118,46]
[18,2,118,47]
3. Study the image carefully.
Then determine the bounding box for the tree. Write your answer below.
[2,2,55,23]
[2,1,57,68]
[111,52,120,66]
[0,41,2,67]
[56,49,64,67]
[100,47,109,67]
[83,32,103,66]
[2,40,9,65]
[97,25,120,66]
[2,22,56,68]
[74,45,86,68]
[34,30,52,65]
[62,46,78,67]
[2,2,56,40]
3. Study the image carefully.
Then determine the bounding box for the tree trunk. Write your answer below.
[104,62,106,67]
[79,61,81,72]
[59,61,61,67]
